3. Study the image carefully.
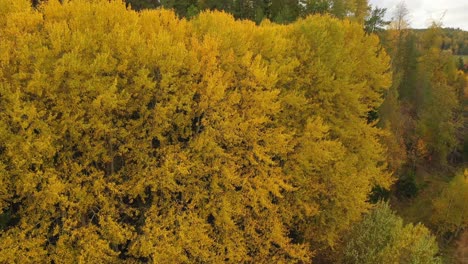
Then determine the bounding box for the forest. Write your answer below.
[0,0,466,263]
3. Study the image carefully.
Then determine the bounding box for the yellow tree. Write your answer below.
[431,170,468,239]
[0,0,393,262]
[276,15,393,252]
[0,1,308,262]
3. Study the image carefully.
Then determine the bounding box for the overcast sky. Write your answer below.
[368,0,468,30]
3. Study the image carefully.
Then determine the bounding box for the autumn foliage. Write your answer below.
[0,0,394,262]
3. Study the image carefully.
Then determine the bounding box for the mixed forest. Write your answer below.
[0,0,466,263]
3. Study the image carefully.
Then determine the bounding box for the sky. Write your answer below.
[368,0,468,30]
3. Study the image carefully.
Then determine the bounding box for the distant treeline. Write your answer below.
[414,28,468,55]
[124,0,370,24]
[30,0,370,24]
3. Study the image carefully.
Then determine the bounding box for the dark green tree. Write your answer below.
[364,5,389,34]
[125,0,160,10]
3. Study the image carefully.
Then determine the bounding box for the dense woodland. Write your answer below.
[0,0,466,263]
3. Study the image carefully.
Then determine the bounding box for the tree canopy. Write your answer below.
[0,0,396,262]
[341,202,441,264]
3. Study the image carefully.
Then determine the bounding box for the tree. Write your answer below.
[0,0,392,262]
[341,202,441,264]
[431,170,468,239]
[456,56,466,72]
[301,0,370,22]
[275,14,392,253]
[125,0,160,10]
[415,25,460,165]
[364,5,389,34]
[269,0,302,23]
[302,0,331,15]
[0,1,297,261]
[390,1,409,31]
